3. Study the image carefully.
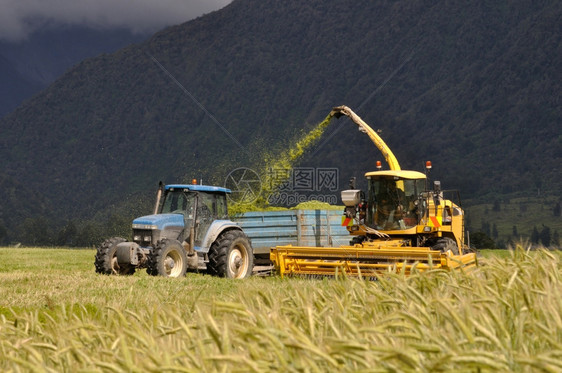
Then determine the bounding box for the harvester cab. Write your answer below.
[95,182,254,278]
[343,170,465,255]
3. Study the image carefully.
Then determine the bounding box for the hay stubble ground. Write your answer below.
[0,247,561,372]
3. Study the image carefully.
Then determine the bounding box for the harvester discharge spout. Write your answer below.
[329,105,401,171]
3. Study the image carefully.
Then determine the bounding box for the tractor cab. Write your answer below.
[157,184,229,247]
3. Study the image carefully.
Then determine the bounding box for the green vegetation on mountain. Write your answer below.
[0,0,560,245]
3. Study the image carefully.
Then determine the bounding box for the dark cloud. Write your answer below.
[0,0,231,42]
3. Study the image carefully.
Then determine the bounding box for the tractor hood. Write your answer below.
[132,213,184,231]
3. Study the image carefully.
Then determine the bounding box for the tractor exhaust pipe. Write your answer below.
[154,181,164,215]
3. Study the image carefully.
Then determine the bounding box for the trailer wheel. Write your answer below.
[208,230,254,278]
[431,237,460,255]
[147,239,188,278]
[95,237,135,275]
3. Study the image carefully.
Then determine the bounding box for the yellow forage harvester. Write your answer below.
[270,106,478,277]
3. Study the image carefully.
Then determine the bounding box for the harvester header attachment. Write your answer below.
[271,244,477,278]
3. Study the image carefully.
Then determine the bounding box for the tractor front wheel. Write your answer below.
[208,230,254,278]
[95,237,135,275]
[147,239,188,278]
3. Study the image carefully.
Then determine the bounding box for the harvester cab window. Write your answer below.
[443,205,452,224]
[368,177,424,230]
[403,179,425,227]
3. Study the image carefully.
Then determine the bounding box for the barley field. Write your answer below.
[0,246,560,372]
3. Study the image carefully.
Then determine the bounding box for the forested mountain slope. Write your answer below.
[0,0,559,243]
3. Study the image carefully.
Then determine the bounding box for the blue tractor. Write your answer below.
[94,182,254,278]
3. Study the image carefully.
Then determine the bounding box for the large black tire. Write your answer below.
[431,237,460,255]
[95,237,135,275]
[208,230,254,278]
[147,239,188,278]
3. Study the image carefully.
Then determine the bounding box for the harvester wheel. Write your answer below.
[147,239,188,278]
[208,230,253,278]
[95,237,135,275]
[431,237,460,255]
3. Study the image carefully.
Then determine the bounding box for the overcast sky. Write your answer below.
[0,0,232,42]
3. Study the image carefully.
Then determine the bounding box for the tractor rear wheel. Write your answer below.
[207,230,253,278]
[147,239,188,278]
[95,237,135,275]
[431,237,460,255]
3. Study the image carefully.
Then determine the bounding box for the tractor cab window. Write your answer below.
[196,192,215,220]
[216,195,228,219]
[194,192,219,246]
[161,190,196,217]
[367,177,425,230]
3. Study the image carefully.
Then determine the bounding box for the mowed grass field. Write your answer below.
[0,247,561,372]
